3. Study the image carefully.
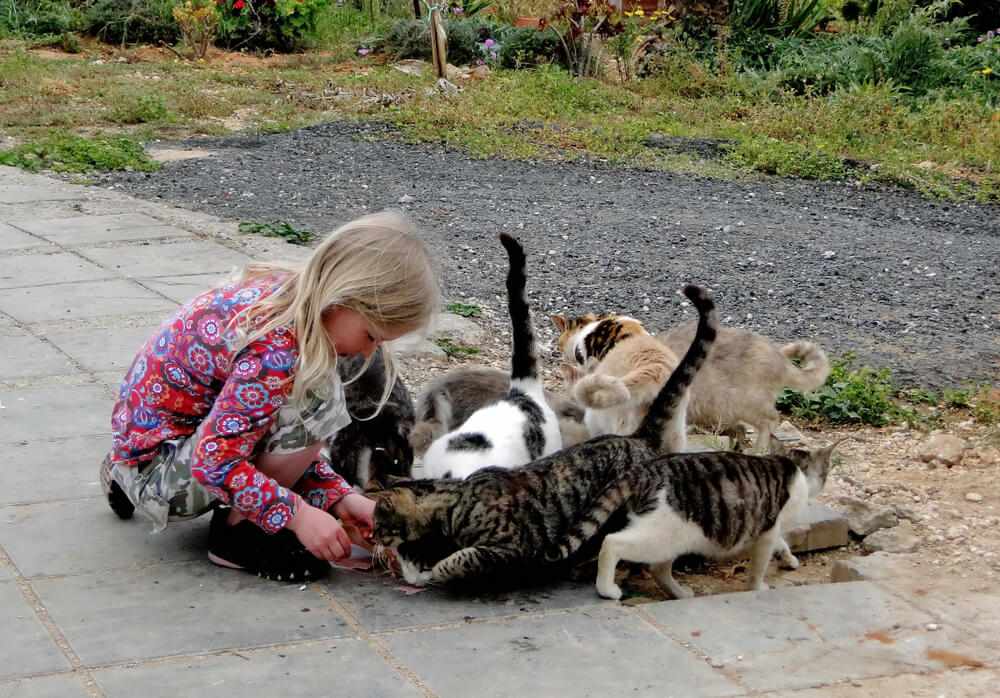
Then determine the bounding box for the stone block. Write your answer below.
[387,332,446,359]
[0,223,52,252]
[785,502,849,553]
[93,638,423,698]
[32,563,352,665]
[1,334,76,381]
[837,496,898,537]
[139,274,224,304]
[382,605,742,698]
[0,383,112,443]
[12,213,192,246]
[0,581,70,680]
[0,435,108,506]
[0,674,90,698]
[0,252,109,290]
[0,279,176,324]
[81,239,249,279]
[43,323,159,375]
[830,552,916,584]
[431,312,485,344]
[863,520,919,554]
[0,185,82,205]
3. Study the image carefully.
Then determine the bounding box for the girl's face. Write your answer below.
[323,307,411,358]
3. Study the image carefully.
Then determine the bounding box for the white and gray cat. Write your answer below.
[421,234,562,479]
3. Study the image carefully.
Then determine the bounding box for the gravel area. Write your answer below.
[100,121,999,388]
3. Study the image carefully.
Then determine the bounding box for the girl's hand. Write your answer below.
[333,492,376,540]
[288,504,352,561]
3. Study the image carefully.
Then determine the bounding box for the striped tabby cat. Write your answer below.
[372,284,718,588]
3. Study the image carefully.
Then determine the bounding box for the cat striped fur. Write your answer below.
[372,284,718,588]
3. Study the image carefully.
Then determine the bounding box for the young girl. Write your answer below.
[101,211,439,582]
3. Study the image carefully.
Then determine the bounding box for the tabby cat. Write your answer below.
[409,366,588,457]
[421,234,562,480]
[372,284,718,588]
[592,441,842,600]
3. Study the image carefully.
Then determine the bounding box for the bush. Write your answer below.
[382,17,562,67]
[216,0,331,52]
[83,0,180,45]
[0,0,84,36]
[108,93,172,123]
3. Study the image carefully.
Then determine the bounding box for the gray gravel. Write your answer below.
[100,121,999,388]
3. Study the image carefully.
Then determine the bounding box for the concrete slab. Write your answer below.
[0,674,90,698]
[0,252,110,290]
[43,322,158,375]
[0,279,176,324]
[326,568,606,633]
[0,581,70,680]
[12,214,193,246]
[140,274,226,304]
[383,605,743,698]
[93,639,424,698]
[0,499,205,578]
[32,563,353,665]
[0,382,111,443]
[1,335,76,381]
[0,223,52,253]
[0,436,108,506]
[640,582,987,693]
[762,667,1000,698]
[81,239,250,279]
[0,185,83,205]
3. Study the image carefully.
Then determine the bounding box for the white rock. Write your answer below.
[837,496,899,537]
[863,520,919,554]
[823,250,836,259]
[926,623,941,631]
[916,432,967,466]
[398,194,415,204]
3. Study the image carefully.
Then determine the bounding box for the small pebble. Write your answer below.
[966,493,984,503]
[823,250,836,259]
[710,660,725,668]
[926,623,941,631]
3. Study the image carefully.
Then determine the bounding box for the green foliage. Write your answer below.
[238,220,316,245]
[725,136,848,179]
[776,352,900,425]
[0,0,84,36]
[217,0,331,52]
[83,0,181,45]
[445,301,482,317]
[942,387,972,408]
[0,132,160,172]
[435,337,481,358]
[973,390,1000,425]
[381,17,562,67]
[730,0,828,38]
[905,387,938,405]
[109,93,172,124]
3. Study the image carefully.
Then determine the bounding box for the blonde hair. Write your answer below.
[232,210,440,410]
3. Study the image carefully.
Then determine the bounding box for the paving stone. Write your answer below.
[80,239,250,279]
[326,568,606,633]
[32,563,353,665]
[0,383,111,443]
[0,435,108,506]
[0,253,109,290]
[1,335,76,381]
[0,581,70,680]
[140,274,226,304]
[0,223,51,252]
[0,185,83,205]
[43,323,159,374]
[785,502,850,553]
[0,674,90,698]
[761,668,1000,698]
[641,582,984,692]
[94,639,424,698]
[383,605,742,697]
[0,499,205,578]
[0,279,176,324]
[12,214,193,246]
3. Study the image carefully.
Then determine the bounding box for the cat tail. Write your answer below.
[632,284,718,451]
[780,341,831,392]
[409,394,452,456]
[499,233,540,390]
[572,374,630,409]
[546,480,633,561]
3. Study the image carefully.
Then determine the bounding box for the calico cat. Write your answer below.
[371,284,718,588]
[658,323,830,453]
[409,366,588,457]
[421,234,562,479]
[327,350,415,489]
[593,441,843,600]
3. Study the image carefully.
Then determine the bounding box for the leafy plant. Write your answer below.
[435,337,481,357]
[730,0,828,38]
[109,93,171,124]
[217,0,332,51]
[446,301,482,317]
[973,387,1000,425]
[173,0,220,59]
[1,0,84,36]
[725,135,849,180]
[942,387,972,408]
[83,0,181,45]
[543,0,616,77]
[776,352,899,425]
[238,220,316,245]
[0,132,160,172]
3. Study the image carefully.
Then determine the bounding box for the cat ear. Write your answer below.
[550,314,567,332]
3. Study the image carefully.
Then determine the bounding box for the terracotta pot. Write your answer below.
[513,16,542,29]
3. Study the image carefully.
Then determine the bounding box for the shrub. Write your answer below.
[0,0,84,36]
[216,0,331,51]
[0,132,160,173]
[109,93,172,123]
[173,0,220,58]
[83,0,180,45]
[777,352,900,426]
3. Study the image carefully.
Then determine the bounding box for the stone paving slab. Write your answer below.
[0,581,71,680]
[0,673,91,698]
[80,239,250,279]
[383,605,744,698]
[11,213,193,246]
[0,279,176,324]
[327,567,607,633]
[139,273,229,303]
[0,252,110,290]
[761,668,1000,698]
[31,563,353,666]
[93,639,425,698]
[0,223,52,253]
[0,383,111,443]
[0,436,107,506]
[0,500,205,578]
[0,185,83,205]
[43,322,159,374]
[2,335,75,381]
[640,582,987,693]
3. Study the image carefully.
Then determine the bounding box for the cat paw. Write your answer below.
[399,556,433,587]
[596,581,623,601]
[670,583,694,600]
[779,554,800,570]
[747,580,770,592]
[575,376,629,409]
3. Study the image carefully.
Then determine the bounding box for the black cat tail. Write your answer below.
[633,284,718,450]
[499,233,539,386]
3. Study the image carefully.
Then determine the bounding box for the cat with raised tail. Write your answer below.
[372,284,719,588]
[421,234,562,480]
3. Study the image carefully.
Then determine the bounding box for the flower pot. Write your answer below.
[514,16,541,29]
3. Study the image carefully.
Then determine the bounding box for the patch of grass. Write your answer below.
[0,131,159,172]
[445,301,482,318]
[972,387,1000,426]
[725,135,849,180]
[435,337,481,358]
[238,220,316,245]
[942,387,973,409]
[777,352,900,426]
[109,93,172,124]
[905,387,938,405]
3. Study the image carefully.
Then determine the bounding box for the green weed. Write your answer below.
[435,337,482,358]
[445,301,482,318]
[238,220,316,245]
[777,352,899,426]
[0,131,159,172]
[109,93,171,125]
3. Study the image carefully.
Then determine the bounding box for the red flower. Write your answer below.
[233,0,245,8]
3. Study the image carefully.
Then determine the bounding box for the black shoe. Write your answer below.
[207,507,330,583]
[107,480,135,520]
